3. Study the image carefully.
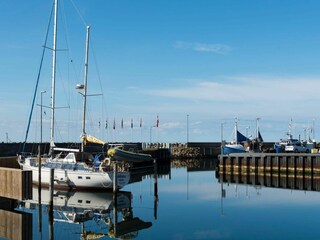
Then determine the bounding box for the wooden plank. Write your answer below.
[0,209,32,240]
[0,168,32,200]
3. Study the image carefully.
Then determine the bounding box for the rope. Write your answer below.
[22,3,54,152]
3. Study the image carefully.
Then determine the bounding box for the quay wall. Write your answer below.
[0,142,276,159]
[218,153,320,191]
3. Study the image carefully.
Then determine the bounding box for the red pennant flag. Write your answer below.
[113,118,116,130]
[121,118,124,128]
[131,118,133,128]
[140,118,142,128]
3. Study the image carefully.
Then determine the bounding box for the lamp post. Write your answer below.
[221,122,225,155]
[187,114,189,144]
[40,91,46,146]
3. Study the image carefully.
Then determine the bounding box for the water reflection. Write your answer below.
[15,180,157,240]
[16,187,154,239]
[216,160,320,192]
[171,158,217,171]
[5,158,320,239]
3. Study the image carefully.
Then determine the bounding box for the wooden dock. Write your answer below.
[0,197,32,240]
[218,153,320,191]
[0,209,32,240]
[0,157,32,200]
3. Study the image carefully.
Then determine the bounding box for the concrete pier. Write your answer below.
[218,153,320,191]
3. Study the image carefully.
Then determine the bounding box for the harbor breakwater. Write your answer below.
[0,141,276,159]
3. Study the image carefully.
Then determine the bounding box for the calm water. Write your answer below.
[10,159,320,239]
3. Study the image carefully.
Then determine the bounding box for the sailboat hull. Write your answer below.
[22,164,130,190]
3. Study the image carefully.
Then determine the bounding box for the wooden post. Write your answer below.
[113,190,118,237]
[113,159,118,194]
[38,145,42,234]
[311,155,314,190]
[154,159,158,220]
[294,156,297,189]
[49,168,54,240]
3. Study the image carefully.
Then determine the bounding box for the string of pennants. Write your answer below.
[98,114,159,130]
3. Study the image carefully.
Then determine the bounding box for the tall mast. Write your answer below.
[50,0,58,153]
[81,25,90,152]
[235,117,238,143]
[256,117,260,139]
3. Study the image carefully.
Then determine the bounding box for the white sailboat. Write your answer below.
[18,0,130,190]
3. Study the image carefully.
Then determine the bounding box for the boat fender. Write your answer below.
[99,157,111,171]
[107,148,115,157]
[103,158,111,166]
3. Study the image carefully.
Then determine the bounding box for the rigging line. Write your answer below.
[91,39,109,121]
[69,0,87,27]
[22,3,54,152]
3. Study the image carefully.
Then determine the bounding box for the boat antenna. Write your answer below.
[21,3,54,153]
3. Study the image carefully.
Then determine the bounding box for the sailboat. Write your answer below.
[18,0,130,190]
[222,119,248,155]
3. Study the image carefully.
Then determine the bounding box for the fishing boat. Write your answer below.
[18,0,130,190]
[222,119,248,155]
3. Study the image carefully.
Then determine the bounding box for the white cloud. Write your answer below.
[174,41,232,55]
[148,75,320,103]
[140,74,320,130]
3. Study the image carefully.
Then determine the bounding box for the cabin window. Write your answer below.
[86,177,90,179]
[78,200,82,203]
[78,176,82,179]
[86,200,91,204]
[74,164,86,171]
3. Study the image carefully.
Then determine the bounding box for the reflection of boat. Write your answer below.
[222,119,248,155]
[18,0,130,190]
[18,187,152,239]
[23,187,130,220]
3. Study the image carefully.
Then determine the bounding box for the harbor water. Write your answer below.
[10,158,320,239]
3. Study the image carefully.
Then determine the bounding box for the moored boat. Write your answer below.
[18,0,130,190]
[222,119,248,155]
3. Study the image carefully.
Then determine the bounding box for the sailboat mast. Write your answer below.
[50,0,58,152]
[81,25,90,152]
[256,117,260,138]
[235,117,238,143]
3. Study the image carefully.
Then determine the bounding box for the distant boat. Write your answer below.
[18,0,130,190]
[274,119,314,153]
[222,119,248,155]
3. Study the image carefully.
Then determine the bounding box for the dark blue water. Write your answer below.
[11,159,320,239]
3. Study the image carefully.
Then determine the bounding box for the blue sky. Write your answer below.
[1,0,320,143]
